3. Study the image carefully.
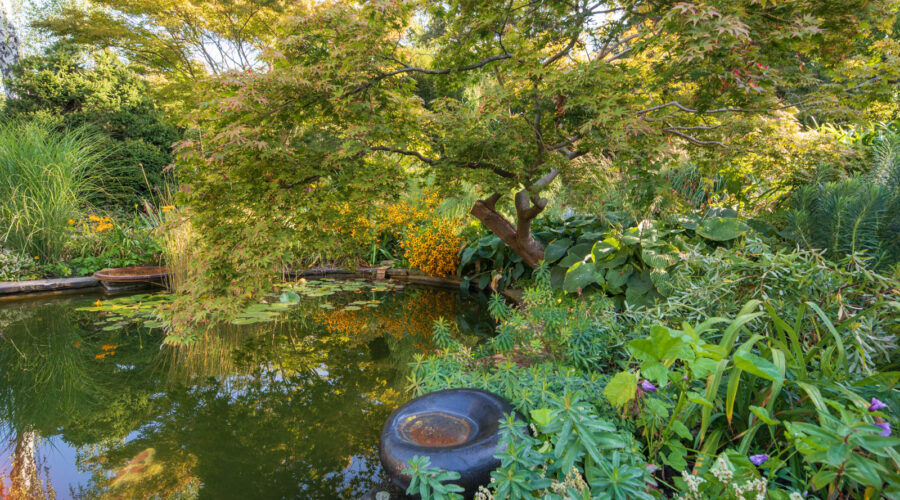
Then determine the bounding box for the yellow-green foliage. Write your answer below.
[725,112,863,213]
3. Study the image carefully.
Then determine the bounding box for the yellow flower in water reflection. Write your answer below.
[95,353,106,359]
[101,344,117,351]
[94,299,103,307]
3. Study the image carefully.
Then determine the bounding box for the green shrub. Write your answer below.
[608,303,900,498]
[0,119,102,261]
[786,179,900,269]
[5,44,179,207]
[34,213,164,278]
[785,124,900,269]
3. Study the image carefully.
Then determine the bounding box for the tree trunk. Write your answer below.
[11,430,38,499]
[0,0,20,99]
[470,191,546,268]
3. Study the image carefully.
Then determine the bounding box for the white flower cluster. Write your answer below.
[732,477,767,500]
[677,454,775,500]
[710,454,733,482]
[681,470,706,497]
[473,485,494,500]
[550,467,588,495]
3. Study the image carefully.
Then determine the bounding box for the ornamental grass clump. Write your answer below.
[0,120,103,261]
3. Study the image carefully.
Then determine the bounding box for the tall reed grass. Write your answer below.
[0,120,103,260]
[141,182,201,292]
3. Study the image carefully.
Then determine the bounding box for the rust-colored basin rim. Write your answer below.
[93,266,170,283]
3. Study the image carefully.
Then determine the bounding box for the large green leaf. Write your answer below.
[641,244,679,269]
[563,261,601,292]
[543,238,573,264]
[558,243,594,267]
[460,246,477,265]
[733,350,782,382]
[626,269,653,294]
[696,217,750,241]
[591,237,621,262]
[629,325,692,363]
[604,371,638,409]
[605,266,632,293]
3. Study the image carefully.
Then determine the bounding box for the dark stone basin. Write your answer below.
[93,266,169,283]
[379,388,519,497]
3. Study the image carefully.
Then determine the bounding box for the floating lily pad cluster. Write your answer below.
[76,293,172,331]
[233,279,399,325]
[78,279,402,331]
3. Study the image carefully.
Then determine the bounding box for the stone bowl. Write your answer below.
[379,388,518,497]
[93,266,170,291]
[93,266,170,283]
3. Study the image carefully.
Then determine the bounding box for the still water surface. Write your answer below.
[0,283,493,499]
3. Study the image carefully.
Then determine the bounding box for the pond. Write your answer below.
[0,281,494,499]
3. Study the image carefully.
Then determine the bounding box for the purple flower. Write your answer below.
[868,398,888,412]
[640,380,657,393]
[875,422,892,437]
[749,454,768,466]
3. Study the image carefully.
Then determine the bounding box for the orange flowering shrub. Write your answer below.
[379,189,441,237]
[327,189,463,276]
[334,202,378,247]
[401,219,464,277]
[87,214,114,233]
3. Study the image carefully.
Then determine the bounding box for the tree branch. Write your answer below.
[481,193,503,211]
[531,168,560,191]
[665,124,724,131]
[543,30,581,66]
[345,53,513,97]
[637,101,752,115]
[560,147,588,160]
[369,146,436,164]
[662,128,727,147]
[369,146,518,179]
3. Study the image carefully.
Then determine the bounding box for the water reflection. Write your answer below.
[0,285,493,499]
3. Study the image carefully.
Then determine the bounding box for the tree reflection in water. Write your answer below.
[0,286,493,499]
